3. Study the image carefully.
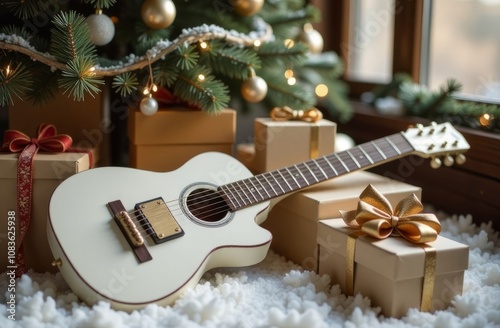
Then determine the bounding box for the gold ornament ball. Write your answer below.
[141,0,176,30]
[298,25,324,54]
[233,0,264,16]
[241,76,268,103]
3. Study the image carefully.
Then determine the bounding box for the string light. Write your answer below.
[284,39,295,48]
[284,69,294,79]
[253,40,261,48]
[479,113,493,127]
[199,41,208,50]
[198,74,205,81]
[315,84,329,97]
[287,77,296,85]
[5,64,11,76]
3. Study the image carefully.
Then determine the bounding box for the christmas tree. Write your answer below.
[0,0,351,121]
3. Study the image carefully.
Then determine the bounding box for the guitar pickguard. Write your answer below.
[135,198,185,244]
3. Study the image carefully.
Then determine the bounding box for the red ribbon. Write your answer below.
[2,123,73,276]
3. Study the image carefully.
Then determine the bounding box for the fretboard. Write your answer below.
[218,132,414,211]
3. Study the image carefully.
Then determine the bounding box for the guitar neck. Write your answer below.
[219,132,415,211]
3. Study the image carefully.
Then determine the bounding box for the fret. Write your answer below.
[269,172,286,193]
[219,132,417,210]
[261,173,279,196]
[247,177,264,202]
[349,147,372,167]
[242,180,259,203]
[322,155,338,177]
[254,175,272,198]
[277,169,293,192]
[371,141,387,160]
[358,145,374,164]
[221,184,240,208]
[293,164,310,186]
[284,167,302,189]
[385,137,401,155]
[346,150,361,168]
[334,153,350,172]
[312,159,328,179]
[235,181,250,206]
[302,162,320,183]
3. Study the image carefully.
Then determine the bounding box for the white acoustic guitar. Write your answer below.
[47,122,469,311]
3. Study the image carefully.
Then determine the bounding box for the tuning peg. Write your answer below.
[441,125,447,133]
[441,141,448,148]
[443,155,454,167]
[456,153,466,165]
[429,121,437,134]
[430,157,442,169]
[416,123,424,136]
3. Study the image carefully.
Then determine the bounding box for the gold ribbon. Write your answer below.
[270,106,323,122]
[340,184,441,312]
[270,106,322,158]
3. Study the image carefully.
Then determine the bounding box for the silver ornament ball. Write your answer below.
[140,97,159,116]
[241,76,268,103]
[86,13,115,46]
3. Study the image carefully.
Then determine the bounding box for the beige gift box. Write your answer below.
[261,171,421,271]
[317,219,469,318]
[128,108,236,172]
[252,118,336,173]
[0,150,96,273]
[9,90,110,165]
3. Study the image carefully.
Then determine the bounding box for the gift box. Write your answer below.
[252,117,336,173]
[128,108,236,172]
[317,219,469,317]
[260,171,421,271]
[9,89,110,165]
[0,149,97,273]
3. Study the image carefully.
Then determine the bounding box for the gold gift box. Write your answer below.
[128,108,236,172]
[261,171,421,271]
[317,219,469,318]
[252,117,336,173]
[0,150,96,273]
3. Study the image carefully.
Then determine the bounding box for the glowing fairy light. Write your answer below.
[315,84,329,97]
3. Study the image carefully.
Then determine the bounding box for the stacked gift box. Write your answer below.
[128,107,236,172]
[237,113,469,318]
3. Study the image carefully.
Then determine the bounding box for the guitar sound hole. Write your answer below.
[186,188,230,223]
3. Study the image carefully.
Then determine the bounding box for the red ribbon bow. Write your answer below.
[2,124,72,276]
[2,123,72,153]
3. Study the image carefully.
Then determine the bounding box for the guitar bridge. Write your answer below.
[135,198,184,244]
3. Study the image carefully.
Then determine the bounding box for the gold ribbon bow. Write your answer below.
[340,184,441,244]
[270,106,323,122]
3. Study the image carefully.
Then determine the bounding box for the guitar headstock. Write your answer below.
[403,122,470,168]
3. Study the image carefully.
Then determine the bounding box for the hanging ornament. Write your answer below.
[241,68,268,103]
[298,23,324,54]
[233,0,264,16]
[140,56,159,116]
[141,0,176,30]
[86,9,115,46]
[140,95,159,116]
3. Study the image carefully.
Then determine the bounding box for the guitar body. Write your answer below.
[47,152,272,311]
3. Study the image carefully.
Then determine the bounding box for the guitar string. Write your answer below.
[122,137,412,224]
[119,137,414,232]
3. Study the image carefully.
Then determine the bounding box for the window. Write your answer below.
[317,0,500,103]
[424,0,500,103]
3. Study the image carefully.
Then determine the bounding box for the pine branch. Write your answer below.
[257,40,307,68]
[1,0,57,20]
[50,11,97,62]
[0,61,32,106]
[174,66,230,113]
[200,40,261,80]
[260,70,317,110]
[112,72,139,97]
[83,0,117,10]
[175,44,200,71]
[25,67,60,106]
[59,56,104,101]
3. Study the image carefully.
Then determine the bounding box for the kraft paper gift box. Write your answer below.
[260,171,421,271]
[0,150,96,273]
[128,108,236,172]
[252,117,336,173]
[317,219,469,318]
[9,90,110,165]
